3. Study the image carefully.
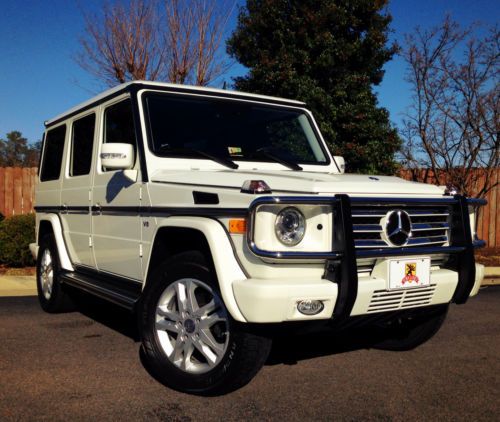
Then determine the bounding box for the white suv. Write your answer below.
[31,81,486,395]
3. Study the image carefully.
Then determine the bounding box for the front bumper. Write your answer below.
[238,194,486,323]
[232,263,485,323]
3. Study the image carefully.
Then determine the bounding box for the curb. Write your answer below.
[483,267,500,286]
[0,275,37,297]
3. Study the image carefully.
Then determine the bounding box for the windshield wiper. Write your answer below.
[251,149,303,171]
[157,145,238,170]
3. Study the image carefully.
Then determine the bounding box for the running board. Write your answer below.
[60,270,142,311]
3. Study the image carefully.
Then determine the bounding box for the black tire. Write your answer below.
[36,234,74,313]
[139,251,272,396]
[373,304,449,351]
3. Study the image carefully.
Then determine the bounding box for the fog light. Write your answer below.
[297,300,324,315]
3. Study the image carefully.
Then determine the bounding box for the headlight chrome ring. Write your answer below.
[274,207,306,246]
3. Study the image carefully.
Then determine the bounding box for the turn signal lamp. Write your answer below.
[229,219,247,234]
[444,184,459,196]
[241,180,272,194]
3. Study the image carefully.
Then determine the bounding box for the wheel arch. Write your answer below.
[145,217,247,322]
[36,214,74,271]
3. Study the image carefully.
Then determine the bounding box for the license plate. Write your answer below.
[388,257,431,290]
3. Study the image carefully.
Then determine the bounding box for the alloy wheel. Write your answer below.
[155,278,229,374]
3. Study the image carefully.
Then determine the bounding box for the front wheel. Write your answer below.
[139,251,272,395]
[373,305,449,351]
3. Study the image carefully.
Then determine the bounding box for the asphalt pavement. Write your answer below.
[0,286,499,421]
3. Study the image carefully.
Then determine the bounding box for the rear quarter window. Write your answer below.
[40,125,66,182]
[70,114,95,177]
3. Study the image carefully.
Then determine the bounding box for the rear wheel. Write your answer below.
[374,305,449,351]
[36,234,74,313]
[140,251,272,395]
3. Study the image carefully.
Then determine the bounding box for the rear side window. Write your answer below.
[40,125,66,182]
[71,114,95,176]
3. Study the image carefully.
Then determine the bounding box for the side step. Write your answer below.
[60,270,142,311]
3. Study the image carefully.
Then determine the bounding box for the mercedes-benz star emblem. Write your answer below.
[382,209,412,246]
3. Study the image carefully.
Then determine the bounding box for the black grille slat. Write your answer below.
[353,224,383,232]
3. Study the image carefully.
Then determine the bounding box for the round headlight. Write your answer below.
[274,207,306,246]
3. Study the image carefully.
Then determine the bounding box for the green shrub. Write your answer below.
[0,214,35,267]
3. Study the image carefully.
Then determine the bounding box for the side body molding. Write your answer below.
[148,217,247,322]
[38,214,74,272]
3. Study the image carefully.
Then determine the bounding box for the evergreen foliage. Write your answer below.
[227,0,400,174]
[0,214,36,267]
[0,131,41,167]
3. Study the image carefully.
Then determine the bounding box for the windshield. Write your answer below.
[144,93,328,166]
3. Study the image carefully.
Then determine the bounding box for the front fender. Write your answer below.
[149,217,247,322]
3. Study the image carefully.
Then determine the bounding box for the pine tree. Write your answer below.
[227,0,400,174]
[0,131,40,167]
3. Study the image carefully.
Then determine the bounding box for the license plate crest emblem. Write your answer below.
[401,263,419,285]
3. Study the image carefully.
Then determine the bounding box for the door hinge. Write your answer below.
[139,244,143,257]
[89,236,92,247]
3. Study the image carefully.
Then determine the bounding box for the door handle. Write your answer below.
[61,203,68,214]
[93,203,102,215]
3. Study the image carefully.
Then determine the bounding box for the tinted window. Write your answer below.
[103,99,136,171]
[71,114,95,176]
[40,125,66,182]
[104,99,136,145]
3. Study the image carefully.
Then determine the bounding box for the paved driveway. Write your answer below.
[0,287,499,421]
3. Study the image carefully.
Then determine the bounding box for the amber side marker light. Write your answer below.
[229,219,247,234]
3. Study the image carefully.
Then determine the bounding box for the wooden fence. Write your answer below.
[0,166,498,246]
[0,167,38,218]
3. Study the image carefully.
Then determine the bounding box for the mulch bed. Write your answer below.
[475,248,500,267]
[0,265,36,276]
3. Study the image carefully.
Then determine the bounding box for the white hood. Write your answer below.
[151,169,445,197]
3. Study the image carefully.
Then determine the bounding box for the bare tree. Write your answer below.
[78,0,165,85]
[191,0,234,85]
[77,0,233,87]
[400,17,499,198]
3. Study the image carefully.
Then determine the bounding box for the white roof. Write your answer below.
[45,80,306,126]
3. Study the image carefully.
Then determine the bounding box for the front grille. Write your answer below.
[351,204,451,249]
[367,284,436,313]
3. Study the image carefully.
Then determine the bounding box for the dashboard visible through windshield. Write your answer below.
[143,92,329,167]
